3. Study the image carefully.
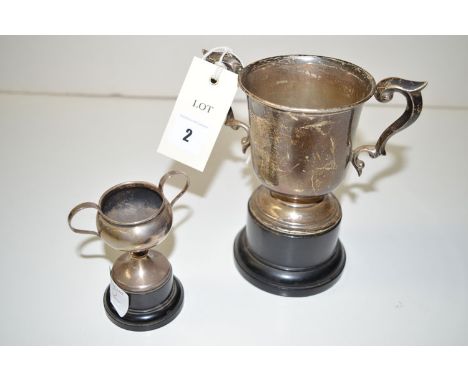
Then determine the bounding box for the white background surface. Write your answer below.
[0,36,467,345]
[1,36,467,107]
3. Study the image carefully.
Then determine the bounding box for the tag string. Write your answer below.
[202,46,243,84]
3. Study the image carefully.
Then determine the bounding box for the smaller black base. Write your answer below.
[103,277,184,331]
[234,228,346,297]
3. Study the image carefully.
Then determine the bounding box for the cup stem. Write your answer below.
[270,191,325,204]
[131,250,149,258]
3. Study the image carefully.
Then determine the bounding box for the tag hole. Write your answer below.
[210,77,218,85]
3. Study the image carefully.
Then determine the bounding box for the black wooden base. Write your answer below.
[234,214,346,297]
[103,276,184,331]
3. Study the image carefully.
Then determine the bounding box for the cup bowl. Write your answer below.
[96,181,172,252]
[239,55,376,113]
[237,55,377,197]
[221,54,426,197]
[68,171,190,253]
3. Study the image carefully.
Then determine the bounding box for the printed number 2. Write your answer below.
[183,129,192,142]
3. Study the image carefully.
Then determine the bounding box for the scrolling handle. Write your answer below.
[202,48,249,154]
[225,107,250,154]
[351,77,428,176]
[202,48,243,74]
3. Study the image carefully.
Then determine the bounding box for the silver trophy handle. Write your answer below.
[202,48,249,154]
[159,170,190,207]
[351,77,428,176]
[225,107,250,154]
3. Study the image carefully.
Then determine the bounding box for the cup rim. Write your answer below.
[238,54,376,114]
[98,181,167,226]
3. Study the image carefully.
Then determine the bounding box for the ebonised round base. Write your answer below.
[103,276,184,331]
[234,228,346,297]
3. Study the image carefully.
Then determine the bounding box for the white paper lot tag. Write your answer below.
[109,278,129,317]
[158,57,238,172]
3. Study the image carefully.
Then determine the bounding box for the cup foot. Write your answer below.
[103,276,184,331]
[234,228,346,297]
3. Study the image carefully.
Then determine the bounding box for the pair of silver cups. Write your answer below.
[68,51,427,331]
